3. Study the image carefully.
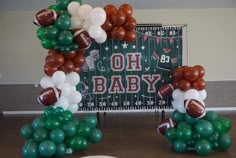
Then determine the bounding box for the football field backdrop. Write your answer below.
[77,25,183,111]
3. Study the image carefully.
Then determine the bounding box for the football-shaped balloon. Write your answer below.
[73,29,92,49]
[157,118,177,135]
[184,99,206,119]
[37,87,61,106]
[157,84,174,99]
[33,9,57,27]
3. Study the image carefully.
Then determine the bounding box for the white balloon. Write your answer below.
[198,89,207,100]
[89,7,106,25]
[66,72,80,86]
[40,76,54,89]
[82,19,93,31]
[57,83,72,96]
[67,104,79,113]
[172,89,185,101]
[52,71,66,85]
[70,16,83,29]
[54,96,69,110]
[88,25,102,39]
[95,29,107,43]
[172,100,186,113]
[78,4,93,20]
[184,89,200,100]
[67,90,82,104]
[67,2,81,16]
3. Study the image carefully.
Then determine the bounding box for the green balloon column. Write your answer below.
[157,65,232,156]
[20,0,111,157]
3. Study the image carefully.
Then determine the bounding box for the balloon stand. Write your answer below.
[21,106,102,157]
[158,65,232,155]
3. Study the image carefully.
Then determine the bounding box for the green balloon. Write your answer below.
[177,121,191,129]
[218,117,231,133]
[218,134,232,150]
[192,132,202,141]
[195,120,214,137]
[69,136,88,151]
[89,128,103,144]
[204,111,218,122]
[195,139,212,156]
[54,107,65,115]
[33,128,48,143]
[176,126,192,141]
[165,127,176,142]
[59,10,70,16]
[185,114,198,124]
[209,131,219,143]
[45,117,61,131]
[39,140,56,157]
[77,123,92,138]
[172,110,185,122]
[48,5,60,12]
[41,39,53,49]
[44,25,59,39]
[55,15,71,30]
[21,125,34,139]
[187,140,195,148]
[212,120,223,134]
[54,143,66,157]
[56,0,71,10]
[73,117,80,127]
[173,140,187,153]
[22,141,39,158]
[62,110,73,122]
[62,121,77,138]
[37,27,45,40]
[50,129,65,144]
[32,117,45,130]
[58,30,73,45]
[83,114,98,128]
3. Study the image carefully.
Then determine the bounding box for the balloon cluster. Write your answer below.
[157,65,232,155]
[21,107,102,158]
[34,0,108,53]
[102,4,137,43]
[44,49,85,76]
[39,71,82,113]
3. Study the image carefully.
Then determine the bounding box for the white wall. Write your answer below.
[0,8,236,84]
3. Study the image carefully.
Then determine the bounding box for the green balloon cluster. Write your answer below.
[164,110,232,156]
[36,0,82,53]
[20,107,102,158]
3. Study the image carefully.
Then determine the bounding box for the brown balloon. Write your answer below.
[48,49,57,55]
[192,78,206,91]
[111,10,126,26]
[73,53,85,67]
[178,79,191,91]
[172,67,184,81]
[194,65,205,78]
[63,51,76,59]
[184,67,199,82]
[48,52,64,68]
[76,48,86,54]
[119,4,133,18]
[63,60,74,73]
[101,17,113,32]
[44,64,58,76]
[124,30,137,43]
[111,26,126,40]
[104,4,117,17]
[124,17,136,31]
[73,66,81,74]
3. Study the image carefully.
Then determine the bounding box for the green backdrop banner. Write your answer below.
[77,25,183,111]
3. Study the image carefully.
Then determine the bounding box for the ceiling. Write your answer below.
[1,0,236,11]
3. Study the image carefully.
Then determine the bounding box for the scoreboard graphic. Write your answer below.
[77,25,183,111]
